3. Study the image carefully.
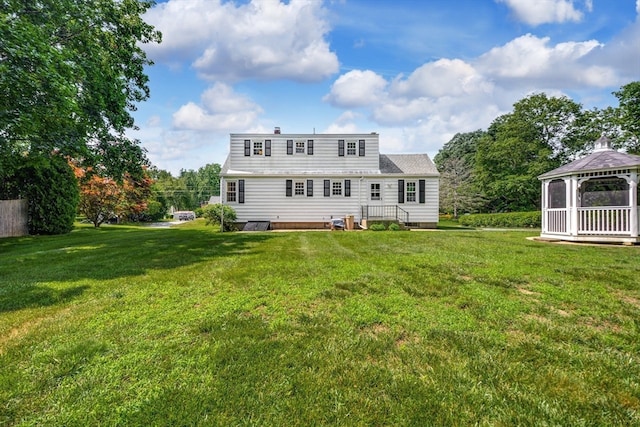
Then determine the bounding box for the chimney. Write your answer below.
[274,127,281,134]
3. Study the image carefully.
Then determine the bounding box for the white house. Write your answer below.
[220,130,440,230]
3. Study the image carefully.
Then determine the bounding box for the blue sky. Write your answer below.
[132,0,640,175]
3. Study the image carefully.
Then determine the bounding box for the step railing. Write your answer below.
[361,205,409,224]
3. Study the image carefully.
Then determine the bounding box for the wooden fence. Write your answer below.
[0,199,28,237]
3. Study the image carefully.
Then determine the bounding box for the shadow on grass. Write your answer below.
[0,226,278,312]
[0,285,90,312]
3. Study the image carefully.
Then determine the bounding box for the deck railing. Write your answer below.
[361,205,409,224]
[578,206,631,234]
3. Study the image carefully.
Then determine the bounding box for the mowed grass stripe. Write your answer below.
[0,221,639,425]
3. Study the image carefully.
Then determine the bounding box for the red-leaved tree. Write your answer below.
[71,162,154,227]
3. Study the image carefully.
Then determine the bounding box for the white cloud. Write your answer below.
[145,0,339,82]
[323,111,363,134]
[475,34,617,88]
[323,70,388,108]
[172,83,263,131]
[322,26,629,156]
[496,0,587,26]
[390,59,493,98]
[637,0,640,14]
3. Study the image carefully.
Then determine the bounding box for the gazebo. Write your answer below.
[538,135,640,244]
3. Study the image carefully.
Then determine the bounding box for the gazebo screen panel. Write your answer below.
[579,177,629,207]
[548,179,566,208]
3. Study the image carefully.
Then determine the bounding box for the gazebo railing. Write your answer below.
[545,208,568,234]
[578,206,631,235]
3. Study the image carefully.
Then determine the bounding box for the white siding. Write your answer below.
[223,176,438,224]
[228,133,380,173]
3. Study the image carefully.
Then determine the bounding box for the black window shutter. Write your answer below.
[419,179,426,204]
[265,140,271,157]
[307,180,313,197]
[307,140,314,155]
[286,180,292,197]
[244,140,250,156]
[239,179,245,204]
[324,180,330,197]
[338,140,345,157]
[359,140,365,156]
[398,179,405,204]
[287,140,293,155]
[344,179,351,197]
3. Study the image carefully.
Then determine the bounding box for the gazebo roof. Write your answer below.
[539,136,640,180]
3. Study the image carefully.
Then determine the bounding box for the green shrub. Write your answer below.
[458,211,541,228]
[9,156,80,234]
[369,223,386,231]
[201,203,237,231]
[388,223,401,231]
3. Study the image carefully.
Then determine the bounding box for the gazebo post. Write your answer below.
[569,176,579,237]
[541,180,547,233]
[631,172,638,238]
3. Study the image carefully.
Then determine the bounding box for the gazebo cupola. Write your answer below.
[538,135,640,244]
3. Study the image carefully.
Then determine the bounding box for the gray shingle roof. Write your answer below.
[379,154,439,175]
[538,150,640,179]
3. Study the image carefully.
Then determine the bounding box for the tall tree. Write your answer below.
[613,81,640,154]
[438,156,485,218]
[434,131,486,217]
[0,0,161,179]
[474,94,590,212]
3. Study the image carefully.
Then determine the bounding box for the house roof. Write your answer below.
[538,138,640,180]
[221,154,440,176]
[379,154,439,175]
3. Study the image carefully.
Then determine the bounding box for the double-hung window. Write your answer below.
[398,179,425,204]
[286,180,314,197]
[227,181,237,202]
[332,181,342,196]
[406,181,417,202]
[370,183,381,201]
[253,141,263,155]
[347,141,356,156]
[295,141,305,154]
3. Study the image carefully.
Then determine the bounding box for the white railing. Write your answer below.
[578,207,631,235]
[546,208,568,234]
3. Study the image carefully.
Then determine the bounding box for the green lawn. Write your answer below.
[1,221,639,425]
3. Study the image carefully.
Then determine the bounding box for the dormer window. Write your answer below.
[347,141,356,156]
[296,141,305,154]
[253,141,263,155]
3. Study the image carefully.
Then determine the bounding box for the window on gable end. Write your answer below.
[227,181,237,202]
[406,181,417,202]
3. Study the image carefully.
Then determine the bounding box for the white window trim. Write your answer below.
[226,180,237,203]
[294,181,305,196]
[406,181,417,203]
[370,182,381,201]
[332,181,342,196]
[253,141,263,156]
[346,140,357,156]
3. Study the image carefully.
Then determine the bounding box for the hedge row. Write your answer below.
[458,211,541,228]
